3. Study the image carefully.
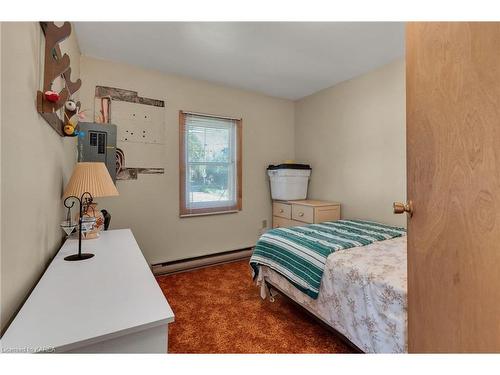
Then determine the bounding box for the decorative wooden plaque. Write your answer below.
[37,22,82,136]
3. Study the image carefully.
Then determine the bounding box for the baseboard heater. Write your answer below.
[151,246,254,276]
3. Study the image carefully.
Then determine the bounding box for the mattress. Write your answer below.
[250,220,406,299]
[256,236,407,353]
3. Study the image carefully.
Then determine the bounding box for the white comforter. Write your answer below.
[257,236,407,353]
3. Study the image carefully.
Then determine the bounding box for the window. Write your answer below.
[179,111,242,217]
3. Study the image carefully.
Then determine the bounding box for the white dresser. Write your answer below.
[0,229,174,353]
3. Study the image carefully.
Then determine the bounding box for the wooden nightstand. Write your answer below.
[272,200,341,228]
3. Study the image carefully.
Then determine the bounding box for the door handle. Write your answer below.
[393,201,413,217]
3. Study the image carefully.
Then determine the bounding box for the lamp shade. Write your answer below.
[63,162,119,199]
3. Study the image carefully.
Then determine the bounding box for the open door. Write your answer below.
[403,22,500,352]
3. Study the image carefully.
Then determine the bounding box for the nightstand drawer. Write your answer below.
[315,205,340,222]
[273,202,291,219]
[292,205,314,223]
[273,216,304,229]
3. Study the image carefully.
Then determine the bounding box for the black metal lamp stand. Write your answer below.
[63,191,95,261]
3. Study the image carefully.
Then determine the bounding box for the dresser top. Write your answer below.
[278,199,341,207]
[1,229,174,353]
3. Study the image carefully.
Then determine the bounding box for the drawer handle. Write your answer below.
[279,209,284,213]
[298,212,304,217]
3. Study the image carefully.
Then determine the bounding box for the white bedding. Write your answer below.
[256,236,407,353]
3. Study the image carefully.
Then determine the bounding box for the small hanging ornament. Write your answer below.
[44,90,60,103]
[65,99,77,112]
[63,124,75,136]
[74,130,86,138]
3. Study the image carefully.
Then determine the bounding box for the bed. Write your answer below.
[250,220,407,353]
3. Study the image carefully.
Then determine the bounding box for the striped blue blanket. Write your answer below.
[250,220,406,299]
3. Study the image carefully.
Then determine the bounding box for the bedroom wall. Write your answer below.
[0,22,80,333]
[294,59,406,227]
[78,56,295,265]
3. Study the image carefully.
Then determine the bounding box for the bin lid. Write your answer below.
[267,163,311,170]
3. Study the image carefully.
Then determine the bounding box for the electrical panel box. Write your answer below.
[78,123,117,182]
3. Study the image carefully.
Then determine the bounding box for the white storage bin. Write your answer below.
[267,164,311,200]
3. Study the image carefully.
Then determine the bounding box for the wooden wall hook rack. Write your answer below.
[36,22,82,136]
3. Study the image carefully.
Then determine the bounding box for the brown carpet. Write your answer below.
[155,259,354,353]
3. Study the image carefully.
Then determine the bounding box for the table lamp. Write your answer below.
[62,162,119,261]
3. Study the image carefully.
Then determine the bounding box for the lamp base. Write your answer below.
[64,253,95,261]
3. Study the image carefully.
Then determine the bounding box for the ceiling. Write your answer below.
[74,22,404,100]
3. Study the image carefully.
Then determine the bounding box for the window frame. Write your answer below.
[179,110,242,217]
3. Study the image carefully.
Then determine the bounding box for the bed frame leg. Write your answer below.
[265,281,279,302]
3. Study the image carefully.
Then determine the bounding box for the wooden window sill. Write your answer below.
[180,210,239,218]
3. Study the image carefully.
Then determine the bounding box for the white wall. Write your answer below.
[294,59,406,227]
[79,56,295,265]
[0,22,80,332]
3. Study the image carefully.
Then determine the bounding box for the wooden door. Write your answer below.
[406,22,500,352]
